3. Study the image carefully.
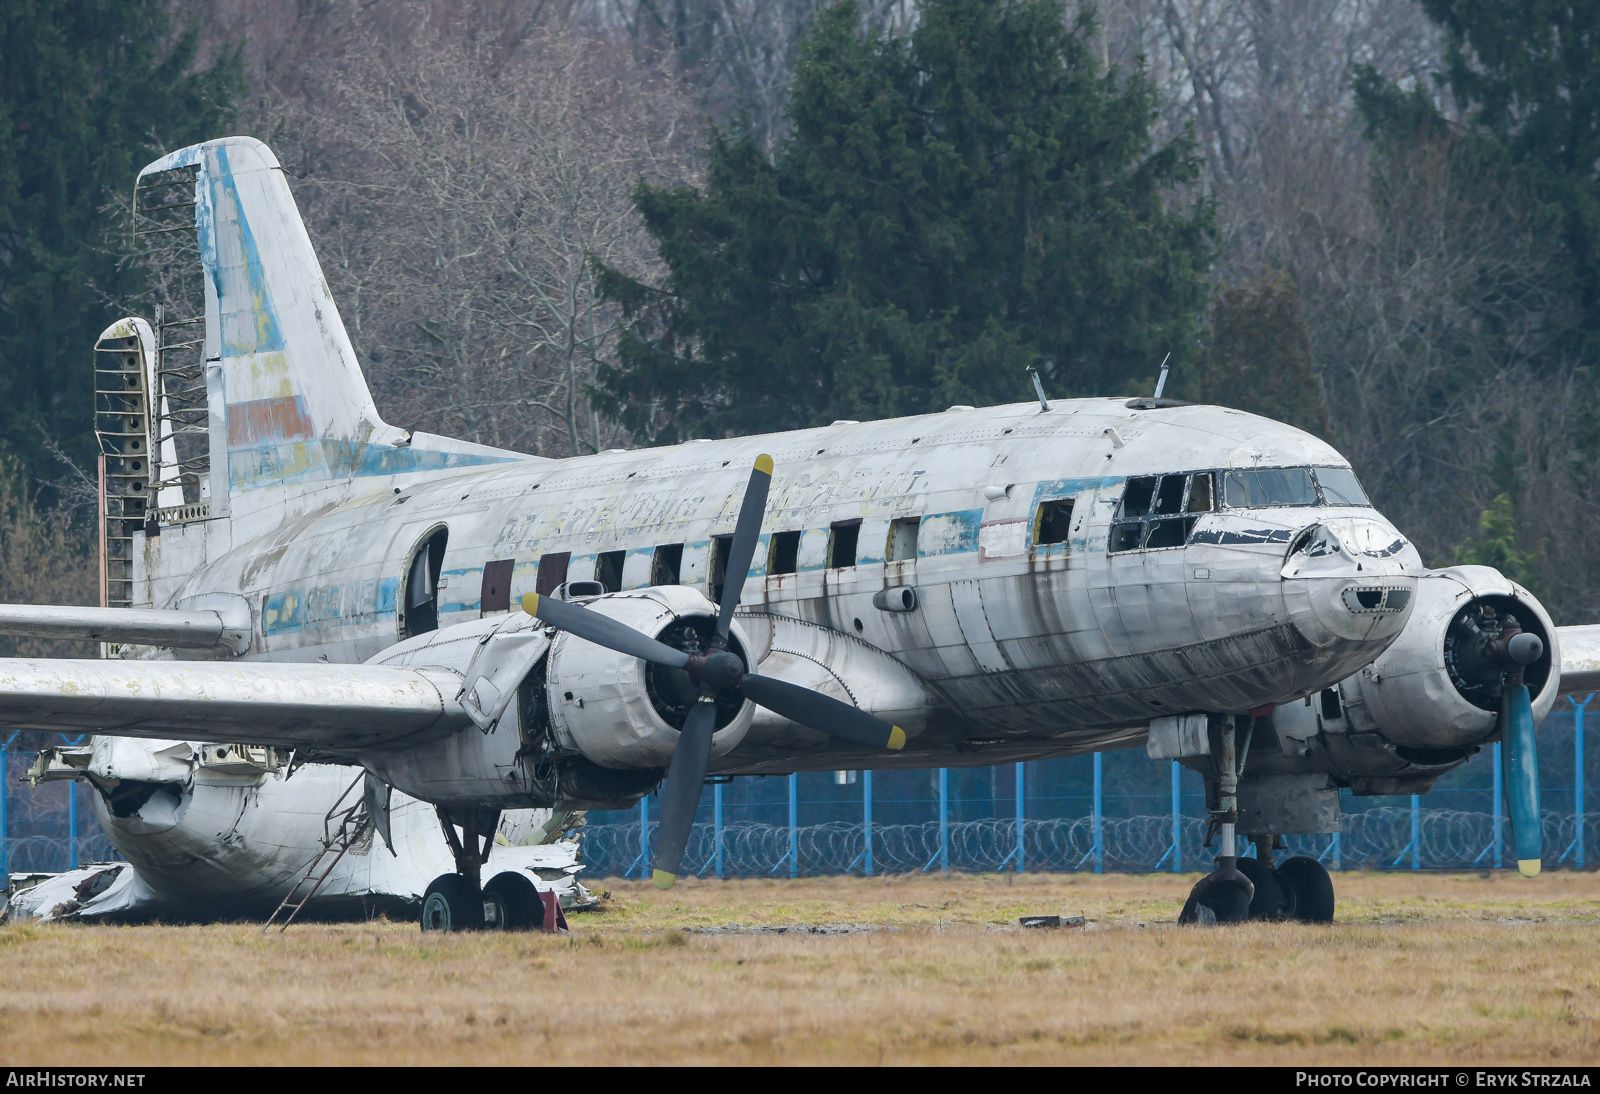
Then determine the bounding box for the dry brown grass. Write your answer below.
[1,870,1597,1066]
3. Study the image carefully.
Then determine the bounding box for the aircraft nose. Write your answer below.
[1281,518,1419,648]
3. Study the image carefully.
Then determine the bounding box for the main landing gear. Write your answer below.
[1179,714,1336,925]
[419,806,567,933]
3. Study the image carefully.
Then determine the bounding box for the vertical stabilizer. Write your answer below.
[135,138,516,532]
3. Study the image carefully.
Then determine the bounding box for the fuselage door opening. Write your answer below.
[401,527,449,639]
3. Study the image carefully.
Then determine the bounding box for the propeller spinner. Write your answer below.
[520,454,906,888]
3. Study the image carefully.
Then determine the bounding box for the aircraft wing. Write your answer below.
[0,603,249,654]
[0,658,471,753]
[1557,624,1600,696]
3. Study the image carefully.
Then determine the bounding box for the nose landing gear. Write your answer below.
[1179,715,1338,925]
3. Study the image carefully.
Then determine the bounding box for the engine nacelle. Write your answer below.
[1338,566,1557,750]
[544,585,755,769]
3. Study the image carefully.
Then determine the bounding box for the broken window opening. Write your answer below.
[768,531,801,576]
[828,519,861,569]
[595,550,625,594]
[1034,498,1075,546]
[402,528,449,638]
[1120,476,1157,518]
[887,517,920,561]
[1144,517,1197,550]
[1153,475,1186,515]
[480,558,513,615]
[1320,687,1343,721]
[535,552,570,596]
[709,535,733,605]
[651,543,684,586]
[1110,472,1211,554]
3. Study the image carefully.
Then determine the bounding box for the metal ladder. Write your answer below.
[263,774,370,932]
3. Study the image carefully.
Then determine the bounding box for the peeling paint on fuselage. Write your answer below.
[163,398,1421,771]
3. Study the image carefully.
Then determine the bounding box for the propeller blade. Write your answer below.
[715,455,773,641]
[739,673,906,751]
[520,592,690,670]
[1500,680,1542,877]
[651,699,717,889]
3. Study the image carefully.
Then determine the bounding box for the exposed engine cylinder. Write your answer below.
[544,585,755,769]
[1340,566,1558,750]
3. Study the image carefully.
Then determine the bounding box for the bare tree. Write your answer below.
[276,24,697,456]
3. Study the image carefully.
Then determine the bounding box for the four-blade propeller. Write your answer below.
[1495,626,1544,877]
[521,454,905,889]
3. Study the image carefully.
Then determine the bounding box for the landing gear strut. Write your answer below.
[1180,714,1254,925]
[420,806,568,932]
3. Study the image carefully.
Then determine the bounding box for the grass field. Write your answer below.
[1,870,1596,1066]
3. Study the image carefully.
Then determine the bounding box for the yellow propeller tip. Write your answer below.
[887,726,906,750]
[1517,859,1541,878]
[520,592,539,615]
[754,453,774,475]
[652,869,678,890]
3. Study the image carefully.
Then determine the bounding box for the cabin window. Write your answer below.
[1321,687,1343,721]
[595,550,625,593]
[1034,499,1074,546]
[651,543,683,586]
[1187,472,1215,512]
[710,535,733,604]
[887,517,920,561]
[768,531,801,576]
[535,552,570,596]
[480,558,513,615]
[402,527,448,638]
[828,519,861,568]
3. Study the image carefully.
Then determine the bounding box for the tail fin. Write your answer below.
[135,137,516,532]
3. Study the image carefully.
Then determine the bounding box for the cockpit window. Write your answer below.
[1110,472,1212,553]
[1219,466,1373,509]
[1223,468,1318,508]
[1313,467,1371,507]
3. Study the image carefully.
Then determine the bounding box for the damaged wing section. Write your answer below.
[0,603,251,655]
[0,658,472,752]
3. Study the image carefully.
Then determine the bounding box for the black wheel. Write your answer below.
[1274,855,1335,923]
[420,873,483,932]
[1179,872,1252,925]
[1234,855,1283,921]
[483,871,544,931]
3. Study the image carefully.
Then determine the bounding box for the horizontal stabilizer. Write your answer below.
[0,604,249,653]
[0,659,471,753]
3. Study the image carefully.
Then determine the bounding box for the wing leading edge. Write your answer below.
[0,659,471,753]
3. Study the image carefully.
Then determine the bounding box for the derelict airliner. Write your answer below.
[3,136,1598,928]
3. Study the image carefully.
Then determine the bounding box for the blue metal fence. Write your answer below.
[1,697,1594,882]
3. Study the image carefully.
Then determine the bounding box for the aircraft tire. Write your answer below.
[1178,872,1251,925]
[420,873,484,932]
[1274,855,1335,924]
[483,871,543,931]
[1234,855,1283,920]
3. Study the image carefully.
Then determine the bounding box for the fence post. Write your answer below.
[788,772,798,878]
[68,781,78,871]
[639,794,650,879]
[1410,794,1420,870]
[1170,760,1181,873]
[714,781,724,879]
[863,770,874,877]
[1492,741,1503,868]
[1092,752,1104,874]
[1014,762,1024,874]
[1575,694,1590,870]
[938,768,949,873]
[0,747,7,884]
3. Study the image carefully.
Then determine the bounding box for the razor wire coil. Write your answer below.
[576,810,1598,877]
